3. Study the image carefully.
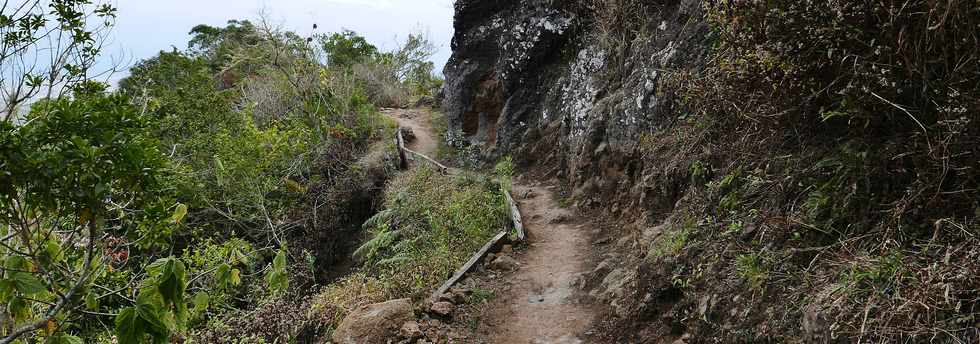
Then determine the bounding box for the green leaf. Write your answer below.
[230,268,241,286]
[85,290,99,310]
[145,258,170,277]
[45,240,64,263]
[265,249,289,294]
[5,256,30,271]
[272,249,287,270]
[8,296,30,321]
[135,288,168,336]
[192,292,209,312]
[12,272,46,295]
[115,307,143,344]
[214,263,231,288]
[173,296,188,328]
[171,203,187,224]
[157,258,186,306]
[0,279,14,302]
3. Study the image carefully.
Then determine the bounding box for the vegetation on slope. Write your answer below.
[592,0,980,341]
[195,166,511,342]
[0,1,444,342]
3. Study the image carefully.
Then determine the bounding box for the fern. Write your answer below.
[361,209,393,230]
[353,229,401,263]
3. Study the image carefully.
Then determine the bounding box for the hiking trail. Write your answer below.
[382,107,597,344]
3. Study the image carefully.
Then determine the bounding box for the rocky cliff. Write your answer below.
[444,0,721,340]
[444,0,980,342]
[444,0,715,215]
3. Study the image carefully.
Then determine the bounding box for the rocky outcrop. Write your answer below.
[443,0,708,191]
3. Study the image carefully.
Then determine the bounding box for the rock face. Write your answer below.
[332,298,415,344]
[443,0,709,208]
[443,0,711,340]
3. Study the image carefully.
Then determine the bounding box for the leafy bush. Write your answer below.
[1,3,432,341]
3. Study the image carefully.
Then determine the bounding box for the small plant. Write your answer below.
[723,220,744,237]
[649,217,695,259]
[469,287,496,304]
[264,249,289,296]
[690,161,711,186]
[714,168,743,212]
[735,253,769,292]
[494,156,515,192]
[840,251,905,297]
[353,167,509,298]
[557,196,573,209]
[115,258,189,344]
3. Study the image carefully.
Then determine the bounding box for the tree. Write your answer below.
[0,0,118,123]
[321,30,379,69]
[187,20,262,73]
[0,83,174,343]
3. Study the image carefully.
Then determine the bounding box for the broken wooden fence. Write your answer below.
[428,188,528,301]
[395,127,449,174]
[394,127,528,300]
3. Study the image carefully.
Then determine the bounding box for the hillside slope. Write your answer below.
[443,0,980,342]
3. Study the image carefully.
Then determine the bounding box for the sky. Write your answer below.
[98,0,456,83]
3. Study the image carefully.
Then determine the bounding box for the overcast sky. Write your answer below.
[99,0,455,83]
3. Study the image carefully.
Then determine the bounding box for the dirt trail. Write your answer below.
[478,183,595,344]
[382,107,596,343]
[381,107,438,157]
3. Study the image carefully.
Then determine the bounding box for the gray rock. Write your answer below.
[430,301,456,316]
[400,127,416,143]
[399,321,423,339]
[332,298,415,344]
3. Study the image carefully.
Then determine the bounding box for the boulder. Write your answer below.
[430,301,456,316]
[332,298,415,344]
[399,321,423,339]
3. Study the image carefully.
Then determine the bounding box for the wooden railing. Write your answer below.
[395,127,449,174]
[393,127,528,301]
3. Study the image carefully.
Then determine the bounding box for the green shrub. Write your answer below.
[357,167,509,298]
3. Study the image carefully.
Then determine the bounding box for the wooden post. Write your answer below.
[395,127,408,170]
[503,190,526,241]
